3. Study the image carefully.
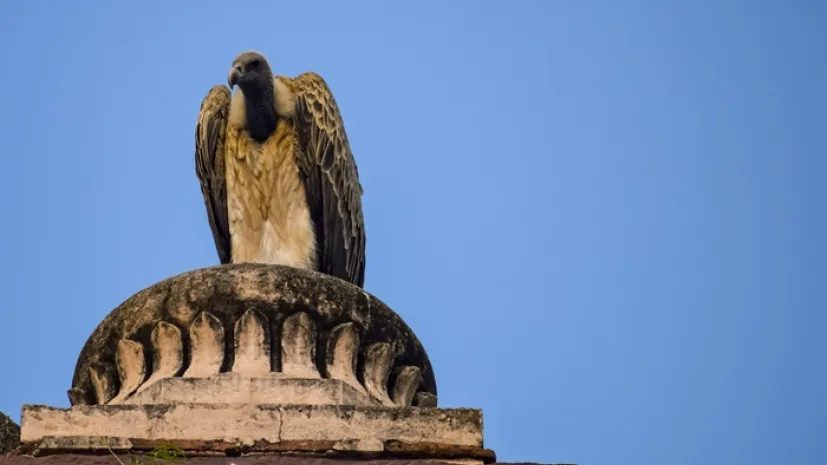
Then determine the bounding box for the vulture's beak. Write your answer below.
[228,65,243,88]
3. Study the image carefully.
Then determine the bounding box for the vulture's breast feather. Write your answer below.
[224,118,316,269]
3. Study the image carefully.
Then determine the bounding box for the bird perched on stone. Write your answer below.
[195,50,366,288]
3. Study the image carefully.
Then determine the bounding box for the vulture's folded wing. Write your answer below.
[195,85,232,264]
[285,72,366,287]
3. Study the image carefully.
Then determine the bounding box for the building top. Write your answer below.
[4,264,575,464]
[68,264,437,409]
[15,265,503,463]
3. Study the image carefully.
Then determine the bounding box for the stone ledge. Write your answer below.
[1,453,519,465]
[19,437,496,464]
[124,375,377,406]
[20,404,487,462]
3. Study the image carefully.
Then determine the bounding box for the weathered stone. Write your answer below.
[19,404,278,444]
[123,375,377,406]
[233,308,271,376]
[8,446,501,464]
[363,342,395,406]
[183,311,225,378]
[414,392,439,408]
[87,363,116,405]
[110,339,145,404]
[35,436,133,453]
[68,264,436,408]
[136,321,183,394]
[277,405,482,446]
[20,404,484,459]
[16,439,497,463]
[392,366,423,407]
[21,405,146,444]
[0,411,20,454]
[326,322,366,395]
[281,312,320,379]
[0,453,513,465]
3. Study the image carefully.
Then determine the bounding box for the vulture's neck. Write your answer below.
[242,77,278,143]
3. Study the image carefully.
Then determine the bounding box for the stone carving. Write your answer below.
[110,340,144,404]
[281,312,320,379]
[325,322,366,395]
[140,321,183,393]
[87,363,116,405]
[17,263,503,462]
[67,264,437,409]
[182,311,224,378]
[233,308,271,376]
[392,366,423,407]
[363,343,395,406]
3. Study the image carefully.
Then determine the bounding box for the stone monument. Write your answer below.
[9,264,508,463]
[3,49,570,463]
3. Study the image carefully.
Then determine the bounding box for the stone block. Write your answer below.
[278,405,482,446]
[19,403,489,461]
[124,375,377,406]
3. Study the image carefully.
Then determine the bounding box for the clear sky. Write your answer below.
[1,1,825,464]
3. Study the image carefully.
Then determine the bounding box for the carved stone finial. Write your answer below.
[281,312,320,379]
[362,342,395,406]
[232,308,271,376]
[392,365,423,407]
[137,321,183,394]
[326,322,366,395]
[110,340,144,404]
[87,363,115,405]
[66,264,437,408]
[183,311,224,378]
[18,264,494,462]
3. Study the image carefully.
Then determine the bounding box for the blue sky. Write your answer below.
[1,1,825,464]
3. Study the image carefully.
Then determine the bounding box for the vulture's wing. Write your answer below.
[285,72,366,288]
[195,85,232,264]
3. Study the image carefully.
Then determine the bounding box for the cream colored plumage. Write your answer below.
[195,51,366,288]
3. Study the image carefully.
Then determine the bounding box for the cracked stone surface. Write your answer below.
[67,264,437,408]
[122,375,377,406]
[18,404,492,462]
[1,456,553,465]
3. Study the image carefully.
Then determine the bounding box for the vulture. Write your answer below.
[195,50,366,288]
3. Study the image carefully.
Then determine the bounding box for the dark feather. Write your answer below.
[195,85,232,264]
[287,73,366,288]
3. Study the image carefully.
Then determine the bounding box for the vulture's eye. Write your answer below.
[250,59,260,70]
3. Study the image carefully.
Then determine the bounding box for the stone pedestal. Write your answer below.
[14,265,496,463]
[21,403,488,461]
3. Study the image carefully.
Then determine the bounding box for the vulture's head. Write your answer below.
[228,51,273,92]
